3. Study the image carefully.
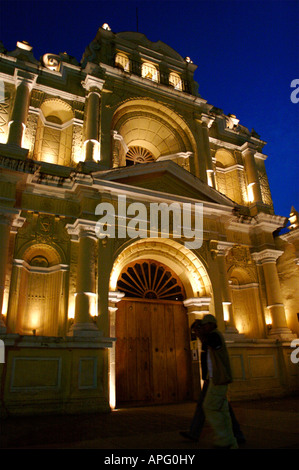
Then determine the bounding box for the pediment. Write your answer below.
[96,161,236,207]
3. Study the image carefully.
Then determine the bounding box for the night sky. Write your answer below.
[0,0,298,220]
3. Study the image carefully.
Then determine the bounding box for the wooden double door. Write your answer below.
[115,298,192,406]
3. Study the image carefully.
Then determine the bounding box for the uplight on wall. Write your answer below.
[1,291,8,317]
[68,298,75,320]
[265,310,272,330]
[28,307,41,334]
[207,169,214,187]
[83,139,100,162]
[247,182,255,203]
[222,301,231,322]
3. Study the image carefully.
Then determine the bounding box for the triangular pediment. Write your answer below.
[95,161,236,207]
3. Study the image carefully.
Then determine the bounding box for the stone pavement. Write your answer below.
[1,395,298,450]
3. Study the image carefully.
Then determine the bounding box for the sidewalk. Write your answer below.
[1,395,298,449]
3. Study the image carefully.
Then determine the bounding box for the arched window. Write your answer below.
[115,52,130,72]
[117,260,185,300]
[126,146,155,166]
[141,62,159,82]
[169,72,182,91]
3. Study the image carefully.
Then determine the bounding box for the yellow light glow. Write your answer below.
[247,183,255,203]
[89,293,98,317]
[115,53,130,72]
[141,62,159,83]
[28,307,41,333]
[42,152,57,164]
[83,139,100,161]
[169,72,182,91]
[207,169,214,187]
[68,298,75,319]
[1,291,9,316]
[110,377,116,409]
[222,301,231,322]
[0,132,7,144]
[73,292,98,317]
[110,267,119,291]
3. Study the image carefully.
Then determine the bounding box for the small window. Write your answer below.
[115,52,130,72]
[169,72,182,91]
[141,62,159,82]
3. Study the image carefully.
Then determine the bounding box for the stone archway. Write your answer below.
[110,98,197,172]
[108,238,214,408]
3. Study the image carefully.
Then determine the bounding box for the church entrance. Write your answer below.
[115,260,192,406]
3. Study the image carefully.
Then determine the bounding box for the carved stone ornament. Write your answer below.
[42,53,61,72]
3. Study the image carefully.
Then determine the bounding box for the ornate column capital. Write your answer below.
[82,75,105,95]
[0,208,25,228]
[210,240,234,257]
[183,297,211,315]
[14,69,38,90]
[108,291,125,306]
[66,219,98,241]
[201,113,215,128]
[251,248,284,265]
[240,141,257,156]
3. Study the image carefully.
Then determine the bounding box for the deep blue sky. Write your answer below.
[0,0,298,219]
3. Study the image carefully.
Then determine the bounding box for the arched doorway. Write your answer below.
[115,260,192,406]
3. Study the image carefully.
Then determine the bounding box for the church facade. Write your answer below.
[0,25,298,415]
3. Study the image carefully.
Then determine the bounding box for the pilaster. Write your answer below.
[66,220,100,337]
[210,241,243,338]
[252,249,296,340]
[0,209,25,333]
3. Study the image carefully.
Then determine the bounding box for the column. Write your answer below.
[67,221,100,337]
[201,114,216,188]
[7,70,37,150]
[212,241,240,336]
[82,75,105,162]
[241,142,263,205]
[108,290,124,409]
[252,249,296,340]
[0,209,25,333]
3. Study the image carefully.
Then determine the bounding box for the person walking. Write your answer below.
[180,319,245,445]
[200,314,238,448]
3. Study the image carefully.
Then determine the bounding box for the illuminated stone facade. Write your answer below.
[0,27,298,415]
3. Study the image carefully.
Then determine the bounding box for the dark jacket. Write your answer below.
[203,328,233,385]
